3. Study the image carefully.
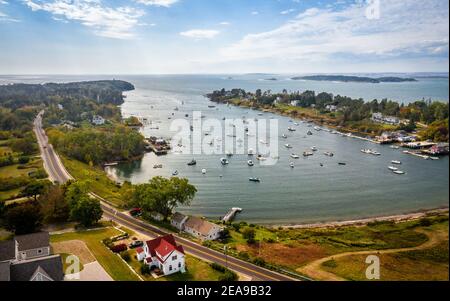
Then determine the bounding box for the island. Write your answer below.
[291,75,417,83]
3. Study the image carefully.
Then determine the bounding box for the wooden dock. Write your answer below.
[222,207,243,223]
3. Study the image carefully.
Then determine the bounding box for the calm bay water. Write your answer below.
[1,74,449,225]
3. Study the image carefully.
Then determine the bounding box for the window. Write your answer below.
[172,255,177,260]
[169,265,172,271]
[178,263,181,268]
[38,249,42,254]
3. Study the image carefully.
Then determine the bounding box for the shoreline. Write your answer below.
[272,207,449,229]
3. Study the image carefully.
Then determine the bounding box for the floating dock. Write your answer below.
[222,207,243,223]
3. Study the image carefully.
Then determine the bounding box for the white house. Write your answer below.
[325,104,338,112]
[137,235,185,276]
[371,112,400,125]
[92,115,105,126]
[183,216,223,241]
[290,100,299,106]
[171,212,188,230]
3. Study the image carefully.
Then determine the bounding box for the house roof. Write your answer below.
[0,262,10,281]
[184,216,221,237]
[145,234,184,261]
[10,255,64,281]
[0,240,15,262]
[15,232,50,251]
[136,247,144,254]
[171,212,187,224]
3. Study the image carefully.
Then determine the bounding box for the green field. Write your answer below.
[61,156,126,207]
[50,227,140,281]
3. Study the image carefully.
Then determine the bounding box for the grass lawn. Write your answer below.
[321,220,449,281]
[0,145,13,156]
[61,156,125,207]
[0,187,22,202]
[50,227,140,281]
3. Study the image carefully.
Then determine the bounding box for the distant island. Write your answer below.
[291,75,417,83]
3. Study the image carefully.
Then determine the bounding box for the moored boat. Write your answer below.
[187,159,197,166]
[249,177,261,182]
[391,160,402,165]
[247,160,254,166]
[220,158,229,165]
[291,154,300,159]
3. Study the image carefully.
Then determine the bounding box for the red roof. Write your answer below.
[145,234,184,261]
[136,247,144,254]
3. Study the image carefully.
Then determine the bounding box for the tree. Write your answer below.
[39,185,69,223]
[21,181,47,201]
[241,227,256,243]
[69,196,103,227]
[130,176,197,220]
[4,202,43,234]
[10,135,37,155]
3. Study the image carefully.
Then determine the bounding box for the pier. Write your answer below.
[222,207,243,223]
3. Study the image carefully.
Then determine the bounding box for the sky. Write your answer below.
[0,0,448,74]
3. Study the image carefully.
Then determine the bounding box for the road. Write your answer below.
[34,112,301,281]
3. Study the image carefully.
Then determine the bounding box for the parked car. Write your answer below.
[129,240,144,249]
[130,208,142,217]
[110,243,127,253]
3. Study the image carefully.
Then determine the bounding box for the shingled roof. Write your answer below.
[10,255,64,281]
[15,232,50,251]
[0,240,16,262]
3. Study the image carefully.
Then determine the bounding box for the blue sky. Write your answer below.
[0,0,448,74]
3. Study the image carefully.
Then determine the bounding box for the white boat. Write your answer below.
[259,139,268,145]
[311,146,318,151]
[390,145,400,149]
[249,177,261,182]
[289,162,295,168]
[172,170,179,176]
[314,126,321,131]
[256,155,267,161]
[282,134,288,139]
[294,122,299,126]
[388,166,398,171]
[285,144,293,149]
[247,160,254,166]
[430,157,440,160]
[303,151,314,157]
[220,158,229,165]
[391,160,402,165]
[290,154,300,159]
[324,151,334,157]
[371,151,381,156]
[248,148,255,155]
[202,169,207,174]
[393,170,405,175]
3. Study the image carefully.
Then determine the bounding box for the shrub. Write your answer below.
[120,250,131,262]
[417,218,433,227]
[238,251,250,260]
[252,257,266,267]
[210,262,226,273]
[140,263,151,275]
[110,243,127,253]
[18,156,30,164]
[241,227,256,242]
[218,271,238,282]
[322,259,338,268]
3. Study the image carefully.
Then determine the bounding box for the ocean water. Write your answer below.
[1,74,449,224]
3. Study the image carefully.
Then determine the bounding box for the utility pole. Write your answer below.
[224,245,228,269]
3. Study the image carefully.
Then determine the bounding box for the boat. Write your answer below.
[248,148,255,156]
[288,127,296,132]
[393,170,405,175]
[256,155,267,161]
[220,158,229,165]
[294,122,299,126]
[390,145,400,149]
[303,151,313,157]
[202,169,207,174]
[226,151,233,157]
[314,126,321,131]
[391,160,402,165]
[430,157,440,160]
[291,154,300,159]
[311,146,318,151]
[172,170,179,176]
[371,150,381,156]
[285,144,293,149]
[259,139,268,145]
[338,162,347,166]
[324,151,334,157]
[208,105,216,108]
[187,159,197,166]
[289,162,295,168]
[282,134,288,139]
[307,131,313,136]
[361,149,371,154]
[249,177,261,182]
[247,160,254,166]
[320,163,324,167]
[388,166,398,171]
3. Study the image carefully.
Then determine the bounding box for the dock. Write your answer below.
[222,207,243,223]
[403,150,430,160]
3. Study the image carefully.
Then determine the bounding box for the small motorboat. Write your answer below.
[288,127,296,132]
[307,131,313,136]
[391,160,402,165]
[388,166,398,171]
[226,151,233,157]
[187,159,197,166]
[314,126,321,131]
[430,157,440,160]
[371,151,381,156]
[338,162,347,166]
[282,134,288,139]
[249,177,261,182]
[202,169,207,174]
[289,162,295,168]
[291,154,300,159]
[393,170,405,175]
[324,151,334,157]
[390,145,400,149]
[311,146,318,152]
[172,170,179,176]
[303,151,313,157]
[285,144,293,149]
[256,155,267,161]
[247,160,254,166]
[220,158,229,165]
[320,163,324,167]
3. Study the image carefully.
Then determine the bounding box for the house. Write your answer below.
[0,232,64,281]
[183,216,223,241]
[325,104,338,112]
[371,112,400,125]
[171,212,224,241]
[427,143,449,155]
[138,235,185,276]
[92,115,105,125]
[171,212,188,230]
[290,100,299,107]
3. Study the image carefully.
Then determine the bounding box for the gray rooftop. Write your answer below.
[0,262,11,281]
[15,232,50,251]
[0,240,15,262]
[10,255,64,281]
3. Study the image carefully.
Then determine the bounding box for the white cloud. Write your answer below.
[221,0,449,63]
[135,0,178,7]
[23,0,145,39]
[251,11,258,15]
[280,9,295,15]
[219,21,230,26]
[180,29,220,40]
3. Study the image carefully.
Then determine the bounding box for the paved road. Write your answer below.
[34,112,301,281]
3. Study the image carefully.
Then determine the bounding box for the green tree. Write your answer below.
[130,176,197,220]
[4,202,43,234]
[21,181,47,201]
[69,196,103,227]
[39,185,69,223]
[241,227,256,243]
